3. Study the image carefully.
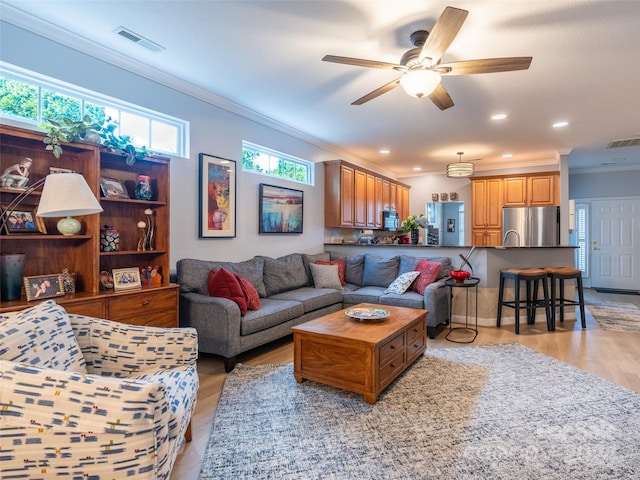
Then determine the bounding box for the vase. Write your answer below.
[1,253,26,301]
[135,175,153,201]
[410,228,419,244]
[100,225,120,252]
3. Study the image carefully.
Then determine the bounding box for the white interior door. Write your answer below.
[590,198,640,289]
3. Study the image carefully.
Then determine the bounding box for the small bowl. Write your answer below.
[449,270,471,283]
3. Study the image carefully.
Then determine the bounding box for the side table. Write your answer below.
[445,276,480,343]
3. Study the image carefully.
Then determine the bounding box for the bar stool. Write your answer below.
[497,268,552,334]
[544,267,586,330]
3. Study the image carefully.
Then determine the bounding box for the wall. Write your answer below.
[0,22,341,269]
[569,168,640,199]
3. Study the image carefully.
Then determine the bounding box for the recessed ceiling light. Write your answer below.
[502,153,513,158]
[491,113,507,120]
[379,149,390,154]
[552,121,569,128]
[412,167,422,171]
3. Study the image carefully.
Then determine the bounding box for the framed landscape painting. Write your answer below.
[199,153,236,238]
[258,183,303,234]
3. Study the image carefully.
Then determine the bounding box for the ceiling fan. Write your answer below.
[322,6,532,110]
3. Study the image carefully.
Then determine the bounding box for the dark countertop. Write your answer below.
[324,243,576,249]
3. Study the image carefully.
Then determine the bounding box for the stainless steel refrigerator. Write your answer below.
[502,206,560,246]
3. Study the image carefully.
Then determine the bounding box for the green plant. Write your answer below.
[40,115,102,158]
[40,116,148,164]
[400,214,428,232]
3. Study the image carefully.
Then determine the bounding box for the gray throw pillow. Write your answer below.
[261,253,308,296]
[362,254,400,287]
[329,252,364,286]
[309,263,343,290]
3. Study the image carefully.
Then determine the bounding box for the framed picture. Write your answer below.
[199,153,236,238]
[24,274,65,301]
[447,218,456,232]
[1,204,47,234]
[258,183,303,234]
[112,267,142,291]
[432,194,439,202]
[100,176,130,199]
[450,192,458,201]
[440,193,448,201]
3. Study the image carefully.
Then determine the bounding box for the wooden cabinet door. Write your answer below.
[382,180,390,211]
[340,165,355,226]
[485,230,502,246]
[486,178,503,229]
[471,180,488,228]
[528,175,556,205]
[472,230,487,245]
[389,183,398,212]
[397,185,410,221]
[503,177,527,206]
[374,177,383,229]
[354,169,367,226]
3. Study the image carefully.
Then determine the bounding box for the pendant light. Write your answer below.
[447,151,474,178]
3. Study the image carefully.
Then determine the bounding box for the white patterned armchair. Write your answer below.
[0,300,199,480]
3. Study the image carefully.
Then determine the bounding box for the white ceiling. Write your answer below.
[3,0,640,177]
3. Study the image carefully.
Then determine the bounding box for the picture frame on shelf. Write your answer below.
[1,204,47,234]
[440,193,448,201]
[100,176,130,199]
[432,194,439,202]
[258,183,304,234]
[450,192,458,201]
[112,267,142,291]
[24,274,65,301]
[50,166,76,174]
[199,153,236,238]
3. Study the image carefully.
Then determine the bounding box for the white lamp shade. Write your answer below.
[399,69,441,98]
[446,162,475,178]
[37,173,103,217]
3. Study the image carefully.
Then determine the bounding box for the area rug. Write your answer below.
[200,343,640,479]
[586,300,640,333]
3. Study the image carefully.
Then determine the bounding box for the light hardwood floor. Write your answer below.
[170,289,640,480]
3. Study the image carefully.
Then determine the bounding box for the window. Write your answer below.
[0,63,189,157]
[572,202,589,278]
[242,141,313,185]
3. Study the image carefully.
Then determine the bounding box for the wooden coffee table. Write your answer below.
[292,303,427,404]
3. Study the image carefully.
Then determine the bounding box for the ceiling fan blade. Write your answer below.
[429,83,454,110]
[322,55,404,70]
[438,57,533,75]
[419,6,469,66]
[351,78,401,105]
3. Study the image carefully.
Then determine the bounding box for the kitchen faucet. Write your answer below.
[503,229,521,246]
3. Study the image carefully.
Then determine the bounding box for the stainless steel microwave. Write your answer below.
[382,211,398,231]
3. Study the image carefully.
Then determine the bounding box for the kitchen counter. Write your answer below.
[324,243,578,327]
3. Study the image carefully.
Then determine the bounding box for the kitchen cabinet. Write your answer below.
[0,124,177,326]
[324,160,409,229]
[503,174,558,206]
[471,178,503,246]
[397,185,410,222]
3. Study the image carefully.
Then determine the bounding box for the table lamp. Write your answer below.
[37,173,103,235]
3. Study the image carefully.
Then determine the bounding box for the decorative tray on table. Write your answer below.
[345,307,390,322]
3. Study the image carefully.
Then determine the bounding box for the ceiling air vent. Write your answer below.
[115,27,165,52]
[607,138,640,149]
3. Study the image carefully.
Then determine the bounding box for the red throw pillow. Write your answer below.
[316,259,346,285]
[412,260,442,295]
[235,273,260,310]
[207,268,248,315]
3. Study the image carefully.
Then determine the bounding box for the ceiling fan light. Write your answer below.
[399,69,441,98]
[446,162,475,177]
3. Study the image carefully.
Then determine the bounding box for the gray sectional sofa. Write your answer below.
[176,252,452,371]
